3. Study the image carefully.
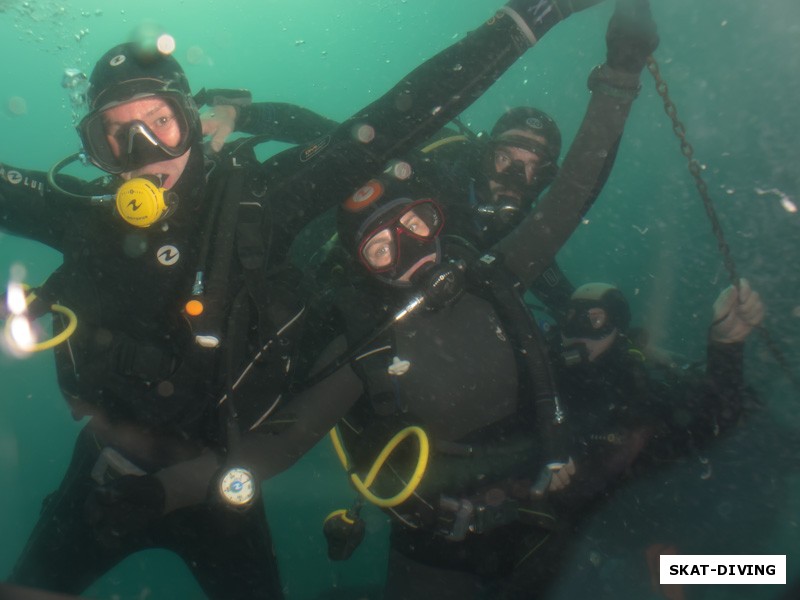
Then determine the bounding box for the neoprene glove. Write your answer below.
[85,474,166,547]
[504,0,606,43]
[531,458,577,495]
[710,279,765,344]
[606,0,660,74]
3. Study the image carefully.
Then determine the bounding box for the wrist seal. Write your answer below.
[587,64,642,101]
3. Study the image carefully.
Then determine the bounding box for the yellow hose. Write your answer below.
[3,290,78,352]
[420,134,468,154]
[324,508,355,525]
[330,425,430,508]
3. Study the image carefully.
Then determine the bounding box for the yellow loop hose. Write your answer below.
[3,290,78,352]
[330,425,430,508]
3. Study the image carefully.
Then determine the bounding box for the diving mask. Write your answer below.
[77,91,197,174]
[357,199,444,283]
[563,303,615,340]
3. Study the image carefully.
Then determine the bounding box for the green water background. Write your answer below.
[1,0,799,598]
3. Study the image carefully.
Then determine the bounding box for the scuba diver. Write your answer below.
[248,183,761,600]
[0,1,610,597]
[550,280,764,510]
[245,174,584,599]
[541,281,764,599]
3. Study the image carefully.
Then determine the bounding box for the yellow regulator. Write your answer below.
[115,176,175,227]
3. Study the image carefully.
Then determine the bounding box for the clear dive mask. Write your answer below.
[77,91,197,174]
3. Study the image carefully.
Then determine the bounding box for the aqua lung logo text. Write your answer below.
[300,135,331,162]
[157,245,180,266]
[128,198,142,211]
[0,166,45,195]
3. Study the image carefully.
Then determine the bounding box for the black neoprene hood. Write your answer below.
[88,42,192,110]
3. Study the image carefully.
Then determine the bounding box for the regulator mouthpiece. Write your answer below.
[115,175,175,227]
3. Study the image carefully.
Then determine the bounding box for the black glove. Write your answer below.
[606,0,660,73]
[84,475,165,547]
[505,0,606,43]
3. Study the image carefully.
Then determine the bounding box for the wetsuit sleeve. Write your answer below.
[494,64,642,288]
[256,11,544,249]
[240,358,364,481]
[0,163,89,252]
[683,339,746,435]
[155,336,365,514]
[645,338,747,460]
[235,102,340,143]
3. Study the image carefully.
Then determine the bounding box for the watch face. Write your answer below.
[219,467,256,506]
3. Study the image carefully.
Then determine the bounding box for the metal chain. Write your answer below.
[646,56,739,288]
[646,55,798,390]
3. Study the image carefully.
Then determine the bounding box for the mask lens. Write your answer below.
[77,93,193,174]
[587,308,608,330]
[564,304,612,340]
[361,228,398,271]
[397,201,441,240]
[489,135,553,184]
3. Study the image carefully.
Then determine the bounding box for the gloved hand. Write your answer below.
[201,104,238,153]
[531,457,577,495]
[546,457,576,491]
[505,0,606,44]
[606,0,660,74]
[84,474,165,547]
[710,279,765,344]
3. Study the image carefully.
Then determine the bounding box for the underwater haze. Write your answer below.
[1,0,799,598]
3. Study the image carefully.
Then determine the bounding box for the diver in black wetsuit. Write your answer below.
[537,281,764,599]
[228,166,763,599]
[0,1,607,597]
[546,281,764,512]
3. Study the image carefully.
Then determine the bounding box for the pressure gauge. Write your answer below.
[218,466,256,507]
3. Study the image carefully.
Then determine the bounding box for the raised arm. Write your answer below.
[647,280,765,457]
[202,102,340,152]
[495,0,659,288]
[259,0,609,263]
